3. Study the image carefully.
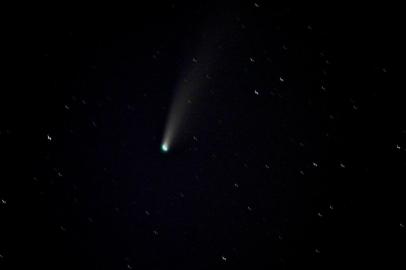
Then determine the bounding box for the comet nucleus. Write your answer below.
[161,143,169,153]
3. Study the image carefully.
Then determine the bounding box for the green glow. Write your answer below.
[161,143,169,152]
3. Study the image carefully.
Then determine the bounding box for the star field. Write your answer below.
[0,2,403,269]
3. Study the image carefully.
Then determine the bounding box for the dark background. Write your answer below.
[0,2,404,269]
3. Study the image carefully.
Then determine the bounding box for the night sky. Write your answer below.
[1,3,404,269]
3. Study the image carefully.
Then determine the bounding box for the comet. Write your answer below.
[161,143,169,153]
[160,15,236,153]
